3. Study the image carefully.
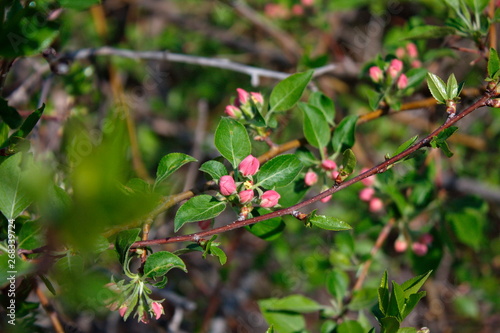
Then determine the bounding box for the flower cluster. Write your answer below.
[303,159,340,203]
[394,233,433,256]
[224,88,264,120]
[264,0,314,19]
[218,155,281,215]
[358,168,383,213]
[106,277,164,324]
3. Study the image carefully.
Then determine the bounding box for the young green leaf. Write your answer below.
[214,117,251,168]
[256,154,303,189]
[143,251,187,278]
[209,245,227,265]
[0,153,33,220]
[339,149,357,178]
[309,210,352,231]
[199,160,228,180]
[269,70,313,112]
[262,295,324,313]
[115,228,141,266]
[392,135,419,157]
[245,215,286,241]
[401,271,432,297]
[155,153,197,187]
[0,98,23,129]
[488,48,500,79]
[405,25,456,39]
[308,91,336,125]
[59,0,100,11]
[427,73,447,104]
[378,271,390,316]
[446,73,458,99]
[299,102,331,149]
[331,115,358,153]
[174,195,226,232]
[17,221,43,250]
[405,68,428,90]
[326,269,350,301]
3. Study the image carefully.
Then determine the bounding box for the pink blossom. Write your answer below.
[360,168,375,186]
[411,60,422,68]
[260,190,280,208]
[369,197,383,212]
[395,47,405,59]
[198,220,211,230]
[397,73,408,90]
[419,233,433,245]
[236,88,250,105]
[225,105,241,118]
[331,170,340,181]
[304,171,318,186]
[292,4,304,16]
[250,92,264,104]
[301,0,314,6]
[239,189,254,203]
[387,59,403,78]
[394,238,408,252]
[151,301,164,320]
[219,175,236,196]
[320,195,332,203]
[140,312,149,324]
[264,3,289,19]
[321,159,337,170]
[369,66,384,83]
[406,43,418,58]
[239,155,260,177]
[412,242,428,256]
[359,187,375,201]
[119,306,127,317]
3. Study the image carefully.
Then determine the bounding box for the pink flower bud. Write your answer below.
[406,43,418,58]
[151,301,164,320]
[250,92,264,104]
[369,66,384,83]
[411,60,422,68]
[331,170,340,181]
[301,0,314,6]
[359,187,375,202]
[239,189,254,203]
[225,105,241,118]
[321,159,337,170]
[264,3,289,18]
[412,242,428,256]
[369,197,383,212]
[394,238,408,253]
[260,190,280,208]
[140,312,149,324]
[304,171,318,186]
[219,175,236,196]
[320,194,332,203]
[396,47,406,59]
[236,88,250,105]
[239,155,260,176]
[387,59,403,78]
[198,220,211,230]
[419,233,433,245]
[397,73,408,90]
[360,168,375,186]
[292,4,304,16]
[119,306,127,317]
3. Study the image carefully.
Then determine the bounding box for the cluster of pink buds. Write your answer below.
[358,167,383,212]
[224,88,264,120]
[218,155,281,210]
[394,233,433,256]
[396,42,421,69]
[303,159,341,203]
[369,59,408,91]
[264,0,314,19]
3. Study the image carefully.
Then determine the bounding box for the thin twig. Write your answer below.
[35,278,65,333]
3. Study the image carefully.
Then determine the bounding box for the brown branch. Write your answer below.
[35,278,65,333]
[489,0,497,50]
[128,93,491,248]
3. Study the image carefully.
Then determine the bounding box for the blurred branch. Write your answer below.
[64,47,336,86]
[34,278,65,333]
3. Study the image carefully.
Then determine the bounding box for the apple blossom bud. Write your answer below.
[292,4,304,15]
[411,60,422,68]
[397,73,408,90]
[236,88,250,105]
[387,59,403,78]
[359,187,375,201]
[412,242,428,256]
[260,190,280,208]
[239,189,254,203]
[225,105,241,118]
[394,237,408,252]
[301,0,314,6]
[151,301,164,320]
[250,92,264,104]
[304,171,318,186]
[219,175,236,196]
[321,195,332,203]
[419,233,433,245]
[321,159,337,170]
[119,306,127,317]
[396,47,405,59]
[331,170,340,181]
[360,168,375,186]
[239,155,260,176]
[369,197,383,212]
[198,220,211,230]
[369,66,384,83]
[406,43,418,58]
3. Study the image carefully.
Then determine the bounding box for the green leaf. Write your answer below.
[0,98,23,129]
[331,115,358,153]
[0,153,32,220]
[209,245,227,265]
[380,316,401,333]
[427,73,447,104]
[447,210,485,249]
[446,74,458,99]
[260,307,305,333]
[402,291,426,319]
[143,251,187,278]
[366,89,384,111]
[430,126,458,157]
[256,154,303,189]
[337,320,365,333]
[269,70,313,112]
[262,295,324,313]
[326,269,350,301]
[18,221,43,250]
[401,271,432,297]
[397,328,418,333]
[339,149,356,178]
[488,48,500,79]
[265,326,275,333]
[299,102,331,148]
[59,0,100,10]
[405,68,428,90]
[309,91,336,125]
[309,210,352,231]
[199,160,228,180]
[406,25,456,39]
[114,228,141,266]
[387,282,405,319]
[174,195,226,232]
[392,135,419,157]
[39,274,56,296]
[378,271,390,316]
[246,215,286,241]
[7,104,45,142]
[155,153,197,187]
[214,117,251,168]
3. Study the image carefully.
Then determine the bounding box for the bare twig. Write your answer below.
[35,278,65,333]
